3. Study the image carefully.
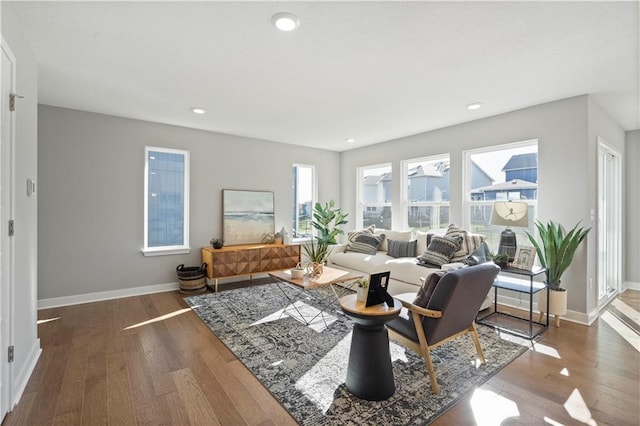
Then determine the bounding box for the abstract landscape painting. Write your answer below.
[223,190,275,245]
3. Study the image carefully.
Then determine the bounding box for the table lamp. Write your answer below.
[490,201,529,260]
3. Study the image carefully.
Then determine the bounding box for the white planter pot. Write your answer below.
[538,288,567,327]
[356,286,368,302]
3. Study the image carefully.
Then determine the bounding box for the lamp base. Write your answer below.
[498,228,517,261]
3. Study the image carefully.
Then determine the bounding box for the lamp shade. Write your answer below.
[490,201,529,228]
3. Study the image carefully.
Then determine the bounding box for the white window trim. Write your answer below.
[292,163,317,243]
[400,154,450,231]
[356,162,392,230]
[142,146,190,256]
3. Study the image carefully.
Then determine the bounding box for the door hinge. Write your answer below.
[8,220,14,237]
[9,93,23,112]
[8,346,14,363]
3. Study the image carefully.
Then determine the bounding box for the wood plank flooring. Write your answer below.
[3,282,639,425]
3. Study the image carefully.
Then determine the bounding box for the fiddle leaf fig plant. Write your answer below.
[303,200,348,264]
[525,220,590,290]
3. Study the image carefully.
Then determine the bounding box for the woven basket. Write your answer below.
[177,264,207,294]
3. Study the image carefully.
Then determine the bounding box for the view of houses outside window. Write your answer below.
[359,163,392,229]
[292,164,315,239]
[144,147,190,251]
[403,155,450,233]
[466,142,538,252]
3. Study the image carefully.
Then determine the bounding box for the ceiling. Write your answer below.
[8,1,639,152]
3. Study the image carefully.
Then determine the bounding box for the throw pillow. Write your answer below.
[387,239,417,258]
[347,225,376,242]
[345,232,385,255]
[417,235,463,267]
[413,270,446,307]
[375,229,412,252]
[463,241,490,266]
[445,224,485,262]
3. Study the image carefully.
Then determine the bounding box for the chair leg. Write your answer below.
[411,312,440,394]
[469,323,486,364]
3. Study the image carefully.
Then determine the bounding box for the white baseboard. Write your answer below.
[624,281,640,291]
[11,338,41,409]
[37,282,180,310]
[496,293,592,326]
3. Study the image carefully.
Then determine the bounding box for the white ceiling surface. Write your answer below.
[8,1,639,152]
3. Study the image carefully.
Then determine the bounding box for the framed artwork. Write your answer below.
[223,190,275,245]
[513,246,536,271]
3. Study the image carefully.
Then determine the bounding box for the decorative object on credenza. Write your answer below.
[526,219,590,327]
[223,189,275,245]
[274,231,283,245]
[490,201,529,261]
[209,237,224,249]
[512,246,536,271]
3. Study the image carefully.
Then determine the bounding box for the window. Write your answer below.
[292,164,316,239]
[143,147,190,256]
[464,140,537,252]
[357,163,392,229]
[402,155,450,233]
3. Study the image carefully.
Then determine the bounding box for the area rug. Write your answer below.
[185,283,529,425]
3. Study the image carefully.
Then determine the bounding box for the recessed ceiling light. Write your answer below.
[271,12,300,32]
[467,102,483,110]
[191,107,206,114]
[345,138,355,143]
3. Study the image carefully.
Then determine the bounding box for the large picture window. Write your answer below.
[143,147,190,255]
[464,140,537,253]
[292,164,316,239]
[401,155,450,233]
[357,163,392,229]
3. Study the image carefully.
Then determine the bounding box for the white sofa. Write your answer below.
[326,228,492,310]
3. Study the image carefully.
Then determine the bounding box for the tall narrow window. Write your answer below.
[357,163,392,229]
[464,141,537,253]
[402,155,450,233]
[143,147,190,255]
[292,164,316,239]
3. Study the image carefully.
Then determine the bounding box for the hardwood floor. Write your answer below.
[3,283,639,425]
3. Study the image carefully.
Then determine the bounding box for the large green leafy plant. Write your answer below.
[302,200,348,263]
[525,220,590,290]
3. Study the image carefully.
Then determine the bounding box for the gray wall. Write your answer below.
[340,95,627,320]
[38,106,341,300]
[626,130,640,286]
[2,3,41,407]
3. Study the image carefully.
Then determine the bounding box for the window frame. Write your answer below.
[142,146,191,256]
[292,163,317,242]
[356,162,392,230]
[400,153,451,233]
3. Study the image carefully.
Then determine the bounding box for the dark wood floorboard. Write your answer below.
[3,281,639,425]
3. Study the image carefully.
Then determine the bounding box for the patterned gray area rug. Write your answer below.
[185,283,529,425]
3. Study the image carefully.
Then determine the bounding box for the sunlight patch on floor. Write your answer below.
[123,307,193,330]
[600,310,640,352]
[529,342,561,359]
[470,388,520,425]
[543,416,566,425]
[610,298,640,327]
[560,367,569,376]
[564,388,597,426]
[37,317,61,325]
[250,301,337,332]
[295,331,352,413]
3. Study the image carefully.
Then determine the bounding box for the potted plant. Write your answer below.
[210,237,224,249]
[302,200,348,265]
[525,220,590,327]
[355,278,369,302]
[490,253,509,269]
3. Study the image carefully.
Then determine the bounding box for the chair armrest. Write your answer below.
[395,293,442,318]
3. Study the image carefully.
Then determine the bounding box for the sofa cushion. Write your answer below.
[387,239,417,258]
[329,250,394,272]
[413,270,446,307]
[418,235,462,267]
[345,232,385,255]
[374,229,412,251]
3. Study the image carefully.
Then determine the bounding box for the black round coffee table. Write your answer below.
[339,293,401,401]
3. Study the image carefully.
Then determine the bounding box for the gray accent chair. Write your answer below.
[387,262,500,394]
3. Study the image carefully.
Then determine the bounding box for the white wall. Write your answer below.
[626,129,640,287]
[341,95,612,321]
[37,106,341,303]
[2,4,41,408]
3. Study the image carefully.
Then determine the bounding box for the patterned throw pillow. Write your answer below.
[345,232,385,255]
[413,270,446,307]
[417,235,463,267]
[445,224,485,262]
[347,225,376,242]
[387,239,417,258]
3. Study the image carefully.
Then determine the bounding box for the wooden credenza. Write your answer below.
[201,244,301,292]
